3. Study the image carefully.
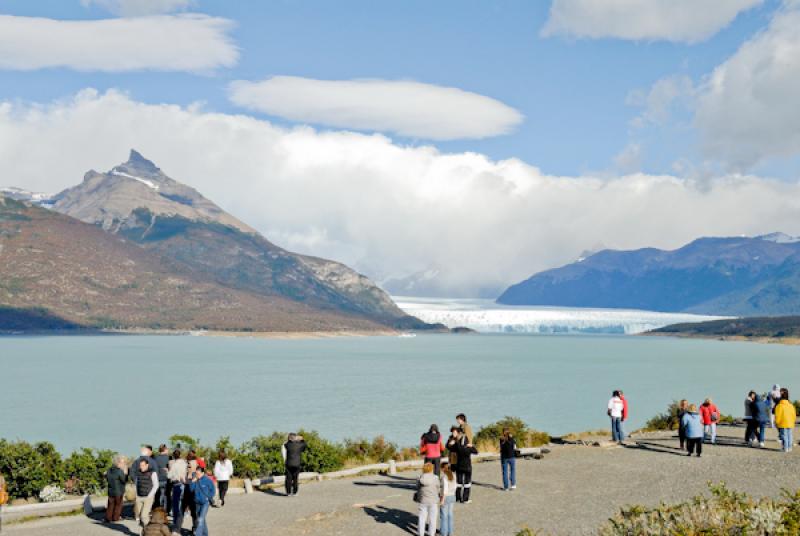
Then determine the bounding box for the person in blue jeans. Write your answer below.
[190,464,215,536]
[438,462,456,536]
[608,391,625,443]
[499,428,517,490]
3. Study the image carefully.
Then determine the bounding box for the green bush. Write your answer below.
[600,483,800,535]
[0,440,65,500]
[643,400,683,431]
[297,429,346,473]
[63,448,114,495]
[474,417,550,449]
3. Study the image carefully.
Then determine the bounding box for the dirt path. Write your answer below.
[6,427,800,535]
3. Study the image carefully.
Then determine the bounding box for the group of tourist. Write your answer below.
[608,385,798,458]
[104,434,305,536]
[415,413,517,536]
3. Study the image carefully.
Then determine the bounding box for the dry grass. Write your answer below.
[561,429,610,442]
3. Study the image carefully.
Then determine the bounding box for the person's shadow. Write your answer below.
[362,505,418,535]
[90,520,138,536]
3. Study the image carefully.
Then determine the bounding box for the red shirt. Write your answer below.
[620,395,629,421]
[420,437,444,458]
[699,403,719,425]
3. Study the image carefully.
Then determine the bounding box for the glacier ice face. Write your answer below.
[395,296,725,335]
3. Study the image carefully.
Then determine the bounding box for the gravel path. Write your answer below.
[6,426,800,535]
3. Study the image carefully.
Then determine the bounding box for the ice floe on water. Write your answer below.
[395,296,725,335]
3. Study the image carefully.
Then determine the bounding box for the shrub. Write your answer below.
[599,483,800,535]
[343,436,399,463]
[0,440,65,500]
[643,400,682,431]
[297,430,345,473]
[63,448,114,495]
[474,417,550,450]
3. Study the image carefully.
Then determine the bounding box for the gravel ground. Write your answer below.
[5,426,800,536]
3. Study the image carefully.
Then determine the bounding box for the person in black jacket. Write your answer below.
[153,445,170,510]
[499,428,517,491]
[446,426,477,503]
[104,455,128,523]
[282,433,307,497]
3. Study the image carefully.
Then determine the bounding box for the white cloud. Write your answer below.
[627,75,694,128]
[541,0,762,43]
[80,0,193,16]
[0,14,237,72]
[694,3,800,169]
[228,76,524,140]
[2,90,800,296]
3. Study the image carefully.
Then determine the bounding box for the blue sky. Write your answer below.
[1,0,799,296]
[0,0,789,177]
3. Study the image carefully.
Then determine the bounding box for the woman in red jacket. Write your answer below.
[420,424,445,476]
[699,398,720,444]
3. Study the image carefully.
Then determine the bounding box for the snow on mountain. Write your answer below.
[757,232,800,244]
[110,169,160,190]
[0,187,54,205]
[395,296,724,334]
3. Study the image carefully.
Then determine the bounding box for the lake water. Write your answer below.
[1,333,798,454]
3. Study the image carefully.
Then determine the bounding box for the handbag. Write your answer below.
[413,478,422,503]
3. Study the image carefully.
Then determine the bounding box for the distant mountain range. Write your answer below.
[0,150,437,332]
[497,234,800,316]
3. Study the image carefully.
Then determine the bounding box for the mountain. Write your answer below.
[497,235,800,316]
[649,316,800,342]
[0,195,389,332]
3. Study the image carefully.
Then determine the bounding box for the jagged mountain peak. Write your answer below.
[126,149,160,174]
[51,151,256,234]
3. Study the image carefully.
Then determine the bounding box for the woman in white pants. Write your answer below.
[416,462,440,536]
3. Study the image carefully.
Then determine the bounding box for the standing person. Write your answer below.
[677,399,689,450]
[134,458,159,529]
[420,425,445,476]
[744,391,758,445]
[619,390,629,439]
[189,465,215,536]
[181,453,198,534]
[754,393,770,448]
[499,428,517,491]
[446,427,477,504]
[154,445,170,510]
[104,455,127,523]
[607,391,625,443]
[456,414,473,445]
[213,451,233,507]
[682,404,704,457]
[131,445,157,485]
[775,388,796,453]
[167,449,188,531]
[699,398,720,444]
[415,462,440,536]
[143,507,171,536]
[770,384,782,429]
[438,461,456,536]
[282,433,307,497]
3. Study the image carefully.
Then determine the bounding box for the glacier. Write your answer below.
[395,296,725,335]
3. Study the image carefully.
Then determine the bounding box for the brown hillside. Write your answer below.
[0,196,387,332]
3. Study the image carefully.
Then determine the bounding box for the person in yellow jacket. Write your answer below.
[774,388,797,453]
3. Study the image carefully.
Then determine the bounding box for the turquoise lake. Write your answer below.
[1,333,798,454]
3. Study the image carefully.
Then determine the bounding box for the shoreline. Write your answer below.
[0,327,403,339]
[643,331,800,346]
